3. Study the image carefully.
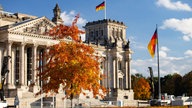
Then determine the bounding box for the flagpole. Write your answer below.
[156,24,161,101]
[104,0,106,19]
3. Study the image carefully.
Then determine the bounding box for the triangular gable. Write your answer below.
[8,16,56,36]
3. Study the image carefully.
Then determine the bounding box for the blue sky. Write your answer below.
[1,0,192,77]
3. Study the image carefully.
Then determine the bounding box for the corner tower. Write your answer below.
[84,19,134,103]
[84,19,127,46]
[52,3,63,25]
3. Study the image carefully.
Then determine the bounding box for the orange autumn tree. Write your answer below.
[134,78,151,100]
[34,15,106,99]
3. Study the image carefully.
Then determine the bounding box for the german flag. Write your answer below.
[148,28,158,58]
[96,1,105,12]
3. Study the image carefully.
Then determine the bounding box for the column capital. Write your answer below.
[6,40,13,44]
[8,41,13,45]
[33,44,38,48]
[113,56,117,60]
[125,58,131,62]
[20,42,26,46]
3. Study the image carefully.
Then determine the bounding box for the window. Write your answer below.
[100,30,103,36]
[90,31,94,40]
[118,61,122,70]
[27,47,32,85]
[121,29,123,37]
[39,49,44,86]
[15,47,20,85]
[95,31,98,37]
[112,28,115,37]
[119,78,123,89]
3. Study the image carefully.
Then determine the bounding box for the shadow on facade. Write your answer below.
[30,97,56,108]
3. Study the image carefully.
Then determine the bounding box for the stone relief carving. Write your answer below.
[23,21,49,35]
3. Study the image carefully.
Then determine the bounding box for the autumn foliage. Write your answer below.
[133,78,151,100]
[34,15,106,98]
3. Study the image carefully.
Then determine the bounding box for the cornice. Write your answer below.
[8,31,53,40]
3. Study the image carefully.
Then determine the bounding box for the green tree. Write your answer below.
[182,71,192,96]
[172,73,182,96]
[161,74,174,95]
[161,73,183,96]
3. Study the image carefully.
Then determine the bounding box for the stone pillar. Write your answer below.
[106,51,110,89]
[32,45,37,83]
[7,41,12,87]
[107,57,110,89]
[32,45,40,93]
[112,57,117,88]
[125,60,128,89]
[36,49,40,86]
[128,58,131,90]
[20,43,25,86]
[24,47,28,86]
[112,59,115,88]
[11,48,15,86]
[116,58,119,89]
[104,57,108,88]
[125,49,132,90]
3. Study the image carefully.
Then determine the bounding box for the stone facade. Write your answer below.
[0,4,134,107]
[84,19,134,101]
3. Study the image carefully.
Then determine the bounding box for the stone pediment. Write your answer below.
[8,16,56,36]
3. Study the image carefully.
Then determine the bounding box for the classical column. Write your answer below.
[7,41,12,87]
[11,48,15,86]
[24,47,28,85]
[20,43,25,86]
[32,45,37,84]
[125,52,132,90]
[125,60,129,89]
[106,50,110,90]
[116,58,119,89]
[106,56,109,89]
[128,57,132,90]
[113,57,118,88]
[112,58,116,88]
[104,57,108,88]
[126,56,132,90]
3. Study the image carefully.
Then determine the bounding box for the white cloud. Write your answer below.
[60,10,87,41]
[156,0,192,11]
[183,35,191,41]
[132,55,191,77]
[60,10,87,29]
[161,18,192,41]
[159,46,170,58]
[128,35,146,50]
[161,46,170,52]
[159,51,167,58]
[132,46,192,77]
[131,59,155,77]
[184,50,192,57]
